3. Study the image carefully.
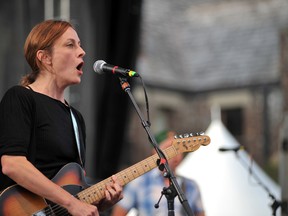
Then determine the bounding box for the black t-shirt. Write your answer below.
[0,86,86,191]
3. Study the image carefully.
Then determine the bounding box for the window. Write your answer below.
[221,107,243,143]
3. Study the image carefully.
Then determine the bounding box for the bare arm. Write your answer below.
[1,155,99,216]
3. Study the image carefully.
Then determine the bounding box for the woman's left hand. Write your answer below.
[97,175,123,211]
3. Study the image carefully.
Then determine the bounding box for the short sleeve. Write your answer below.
[0,86,34,157]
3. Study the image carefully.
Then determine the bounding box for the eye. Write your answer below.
[67,43,74,47]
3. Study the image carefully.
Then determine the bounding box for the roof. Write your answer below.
[137,0,288,91]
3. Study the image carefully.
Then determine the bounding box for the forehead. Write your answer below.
[56,27,80,43]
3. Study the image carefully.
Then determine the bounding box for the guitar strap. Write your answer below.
[26,85,85,167]
[70,109,84,167]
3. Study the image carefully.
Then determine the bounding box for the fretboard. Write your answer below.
[77,145,177,204]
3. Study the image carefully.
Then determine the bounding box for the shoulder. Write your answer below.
[1,85,35,105]
[4,85,29,94]
[2,85,33,100]
[0,86,37,121]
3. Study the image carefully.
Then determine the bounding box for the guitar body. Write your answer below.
[0,163,88,216]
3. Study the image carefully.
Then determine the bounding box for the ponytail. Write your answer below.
[20,71,38,86]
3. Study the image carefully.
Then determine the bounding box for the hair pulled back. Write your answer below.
[20,20,73,86]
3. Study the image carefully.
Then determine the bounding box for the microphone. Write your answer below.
[93,60,139,77]
[219,146,243,152]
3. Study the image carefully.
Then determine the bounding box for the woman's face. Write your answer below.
[49,27,86,87]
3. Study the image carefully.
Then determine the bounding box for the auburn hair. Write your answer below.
[20,20,73,86]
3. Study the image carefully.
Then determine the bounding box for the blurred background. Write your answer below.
[0,0,288,215]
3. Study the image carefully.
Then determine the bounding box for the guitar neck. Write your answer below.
[77,145,177,204]
[0,134,209,215]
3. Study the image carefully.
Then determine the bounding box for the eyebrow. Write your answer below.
[66,38,81,44]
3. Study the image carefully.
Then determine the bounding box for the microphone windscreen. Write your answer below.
[93,60,106,74]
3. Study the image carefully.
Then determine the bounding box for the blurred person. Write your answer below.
[111,130,205,216]
[0,20,123,216]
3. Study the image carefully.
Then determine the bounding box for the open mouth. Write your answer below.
[76,62,84,71]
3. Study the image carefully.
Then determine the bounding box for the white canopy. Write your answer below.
[176,119,281,216]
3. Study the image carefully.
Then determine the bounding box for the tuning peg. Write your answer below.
[189,132,205,136]
[174,135,183,139]
[183,133,190,138]
[175,132,205,139]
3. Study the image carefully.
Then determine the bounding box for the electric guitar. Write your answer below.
[0,133,210,216]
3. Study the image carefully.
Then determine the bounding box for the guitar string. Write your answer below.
[44,204,70,216]
[43,157,158,215]
[77,147,174,202]
[42,204,64,215]
[36,141,191,215]
[73,149,173,214]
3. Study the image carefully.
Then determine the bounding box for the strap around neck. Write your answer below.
[70,109,84,167]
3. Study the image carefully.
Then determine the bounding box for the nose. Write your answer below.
[79,46,86,57]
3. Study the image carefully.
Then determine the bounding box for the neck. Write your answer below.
[29,78,66,103]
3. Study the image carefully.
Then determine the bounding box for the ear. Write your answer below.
[36,50,52,66]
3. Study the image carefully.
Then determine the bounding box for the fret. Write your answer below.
[136,163,146,176]
[78,182,104,203]
[119,171,130,185]
[0,134,210,215]
[140,160,151,172]
[75,134,210,205]
[130,167,138,179]
[123,169,134,182]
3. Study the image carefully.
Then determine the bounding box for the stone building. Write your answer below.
[124,0,288,183]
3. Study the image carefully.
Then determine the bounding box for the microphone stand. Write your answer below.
[231,149,286,216]
[118,77,194,216]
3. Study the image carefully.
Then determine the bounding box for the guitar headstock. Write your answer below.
[172,132,211,153]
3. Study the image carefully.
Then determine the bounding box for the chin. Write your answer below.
[73,77,82,84]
